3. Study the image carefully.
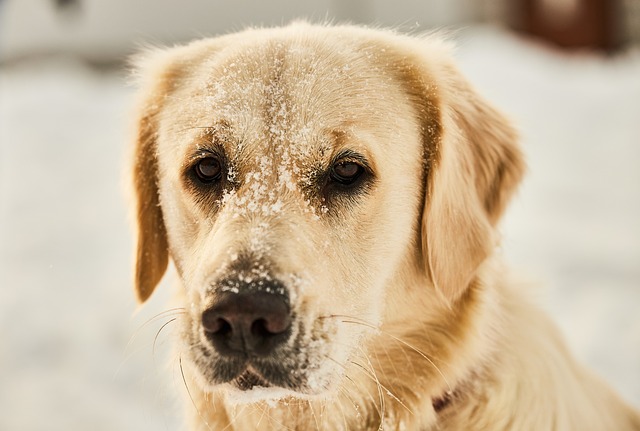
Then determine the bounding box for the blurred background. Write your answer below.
[1,1,639,430]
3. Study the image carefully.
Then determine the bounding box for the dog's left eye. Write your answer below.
[330,161,364,185]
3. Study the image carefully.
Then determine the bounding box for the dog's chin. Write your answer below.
[213,367,337,405]
[221,369,315,405]
[224,383,299,405]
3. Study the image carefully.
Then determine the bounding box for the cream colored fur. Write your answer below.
[130,23,640,430]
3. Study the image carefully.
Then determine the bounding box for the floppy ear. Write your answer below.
[131,107,169,303]
[129,48,183,303]
[420,61,525,303]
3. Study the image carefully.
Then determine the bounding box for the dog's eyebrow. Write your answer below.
[181,119,243,157]
[178,118,234,136]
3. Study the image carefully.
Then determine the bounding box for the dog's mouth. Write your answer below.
[233,367,271,391]
[208,356,301,394]
[222,364,315,404]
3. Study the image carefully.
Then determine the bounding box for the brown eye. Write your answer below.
[330,161,364,185]
[194,157,222,183]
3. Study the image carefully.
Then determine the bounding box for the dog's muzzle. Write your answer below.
[196,276,317,394]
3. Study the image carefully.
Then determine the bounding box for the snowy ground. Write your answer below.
[1,27,639,430]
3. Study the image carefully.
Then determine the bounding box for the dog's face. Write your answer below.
[157,38,426,397]
[131,24,524,402]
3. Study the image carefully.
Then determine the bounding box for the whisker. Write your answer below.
[248,403,295,431]
[377,339,401,380]
[350,361,385,425]
[354,351,387,428]
[255,403,268,428]
[350,357,414,417]
[113,337,167,381]
[179,356,214,431]
[341,361,384,422]
[325,355,382,423]
[151,317,178,374]
[116,309,185,374]
[153,317,177,357]
[336,386,357,429]
[126,308,186,350]
[219,404,251,431]
[318,398,329,428]
[308,399,321,431]
[336,315,454,395]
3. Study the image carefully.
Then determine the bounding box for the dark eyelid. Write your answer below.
[189,147,223,163]
[331,150,371,171]
[186,142,226,165]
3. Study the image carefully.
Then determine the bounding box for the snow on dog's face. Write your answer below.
[132,29,425,400]
[130,24,523,404]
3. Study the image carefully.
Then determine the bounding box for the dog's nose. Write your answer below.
[202,289,291,357]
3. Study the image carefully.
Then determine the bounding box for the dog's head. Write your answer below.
[130,23,524,401]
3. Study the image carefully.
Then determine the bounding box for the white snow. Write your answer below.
[222,384,300,406]
[0,27,639,430]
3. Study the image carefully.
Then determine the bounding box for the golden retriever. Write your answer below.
[129,22,640,430]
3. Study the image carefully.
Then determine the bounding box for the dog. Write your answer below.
[129,22,640,430]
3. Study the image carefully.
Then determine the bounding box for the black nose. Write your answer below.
[202,289,291,357]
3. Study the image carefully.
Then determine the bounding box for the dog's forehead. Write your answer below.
[183,40,395,163]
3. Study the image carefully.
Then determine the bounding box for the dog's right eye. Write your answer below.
[194,157,223,183]
[331,161,364,185]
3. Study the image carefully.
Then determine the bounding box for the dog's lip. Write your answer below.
[233,367,271,391]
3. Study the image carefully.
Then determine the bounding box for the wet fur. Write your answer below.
[130,23,640,430]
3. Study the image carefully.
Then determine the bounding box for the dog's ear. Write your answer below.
[414,53,525,303]
[131,110,168,303]
[129,48,186,303]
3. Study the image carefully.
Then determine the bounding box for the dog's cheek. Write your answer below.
[293,310,361,394]
[155,172,198,253]
[330,215,392,317]
[176,311,210,382]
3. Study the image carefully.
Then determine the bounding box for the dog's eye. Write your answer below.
[194,157,222,183]
[330,161,364,185]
